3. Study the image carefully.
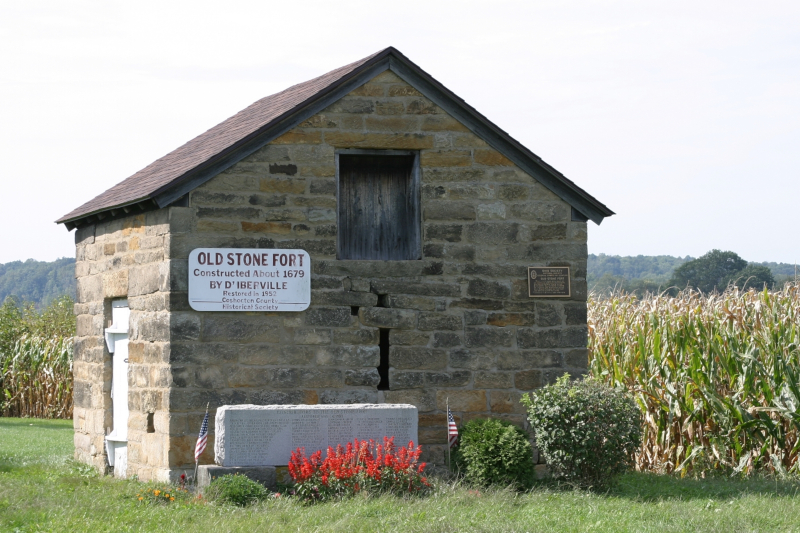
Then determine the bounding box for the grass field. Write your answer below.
[2,419,800,532]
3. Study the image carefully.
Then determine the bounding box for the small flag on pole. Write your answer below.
[195,408,209,461]
[447,406,458,448]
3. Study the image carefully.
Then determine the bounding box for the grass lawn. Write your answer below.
[2,418,800,532]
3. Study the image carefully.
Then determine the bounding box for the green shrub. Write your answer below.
[522,374,641,489]
[452,418,535,490]
[206,474,269,506]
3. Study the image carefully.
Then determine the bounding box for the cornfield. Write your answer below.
[1,335,73,418]
[0,296,75,419]
[589,284,800,475]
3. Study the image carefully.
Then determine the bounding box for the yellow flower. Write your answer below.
[138,497,143,501]
[154,490,161,496]
[170,497,175,501]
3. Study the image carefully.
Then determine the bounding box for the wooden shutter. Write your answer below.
[338,154,419,260]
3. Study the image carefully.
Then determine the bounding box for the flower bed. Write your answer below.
[288,437,430,503]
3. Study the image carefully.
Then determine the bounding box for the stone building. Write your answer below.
[57,47,613,481]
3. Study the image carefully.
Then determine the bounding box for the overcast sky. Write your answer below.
[1,0,798,265]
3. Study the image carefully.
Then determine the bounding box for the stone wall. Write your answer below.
[164,70,588,469]
[73,209,185,480]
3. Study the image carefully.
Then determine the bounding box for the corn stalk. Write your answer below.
[589,284,800,475]
[1,335,73,419]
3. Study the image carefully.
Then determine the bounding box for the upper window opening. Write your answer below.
[337,152,420,260]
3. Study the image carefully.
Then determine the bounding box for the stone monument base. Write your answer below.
[196,465,277,491]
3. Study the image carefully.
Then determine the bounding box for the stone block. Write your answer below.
[202,316,282,343]
[384,294,437,312]
[344,369,381,387]
[432,332,461,348]
[309,178,336,195]
[313,291,378,307]
[349,82,385,97]
[406,99,439,114]
[497,184,529,201]
[508,203,569,223]
[514,370,543,390]
[465,222,519,244]
[389,330,430,346]
[536,303,562,327]
[305,307,352,327]
[530,224,568,241]
[486,313,536,327]
[270,131,322,144]
[259,177,306,194]
[424,371,470,387]
[464,327,515,348]
[293,328,332,345]
[420,115,469,132]
[423,202,475,221]
[489,391,527,415]
[315,345,380,367]
[417,313,461,331]
[424,223,463,242]
[365,116,417,131]
[128,264,161,297]
[420,150,471,167]
[318,390,379,404]
[473,149,513,166]
[474,371,513,389]
[476,202,506,220]
[387,84,422,97]
[77,275,103,303]
[390,347,447,370]
[371,280,461,297]
[436,390,487,412]
[332,328,379,345]
[496,349,562,371]
[197,465,277,491]
[564,348,589,368]
[359,307,416,329]
[383,390,436,411]
[389,370,425,389]
[224,366,272,388]
[241,221,292,234]
[324,132,433,149]
[516,328,560,350]
[564,304,587,325]
[170,313,200,341]
[467,279,511,299]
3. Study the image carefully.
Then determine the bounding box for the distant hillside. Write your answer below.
[0,258,76,307]
[588,254,798,294]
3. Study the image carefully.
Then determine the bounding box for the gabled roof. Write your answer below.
[57,47,613,229]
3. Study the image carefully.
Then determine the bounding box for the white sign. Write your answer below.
[188,248,310,312]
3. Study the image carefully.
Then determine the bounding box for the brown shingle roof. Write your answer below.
[56,48,387,224]
[58,47,614,227]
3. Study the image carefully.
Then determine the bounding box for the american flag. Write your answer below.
[194,409,209,462]
[447,407,458,448]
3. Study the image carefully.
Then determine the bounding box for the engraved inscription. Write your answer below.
[216,404,418,467]
[528,266,571,298]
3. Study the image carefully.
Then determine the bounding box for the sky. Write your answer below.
[0,0,798,265]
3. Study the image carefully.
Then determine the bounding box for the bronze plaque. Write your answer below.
[528,267,571,298]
